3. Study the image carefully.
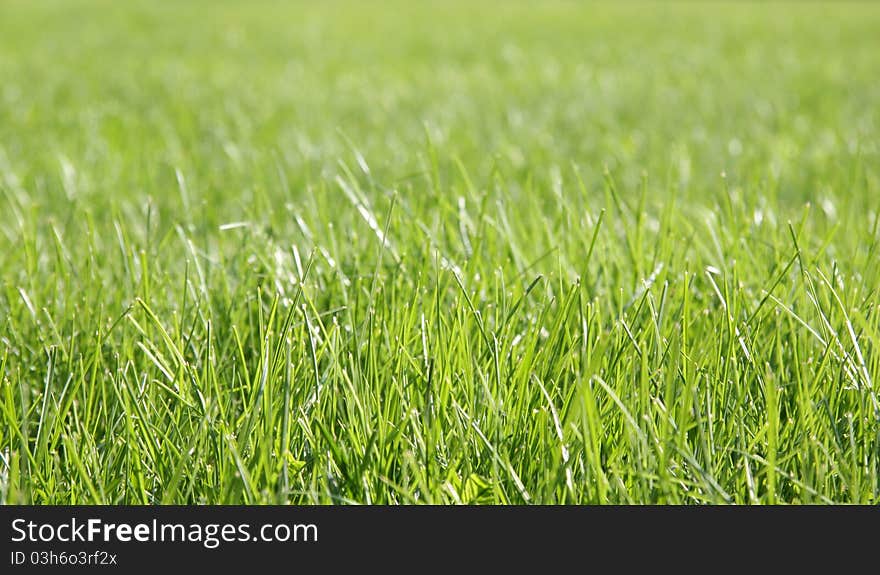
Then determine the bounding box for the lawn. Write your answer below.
[1,0,878,504]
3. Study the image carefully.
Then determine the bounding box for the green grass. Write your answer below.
[1,0,879,504]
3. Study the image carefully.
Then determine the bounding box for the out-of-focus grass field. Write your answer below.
[1,1,878,504]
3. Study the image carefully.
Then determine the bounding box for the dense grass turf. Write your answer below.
[1,0,879,504]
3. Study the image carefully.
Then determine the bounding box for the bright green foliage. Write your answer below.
[1,1,879,503]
